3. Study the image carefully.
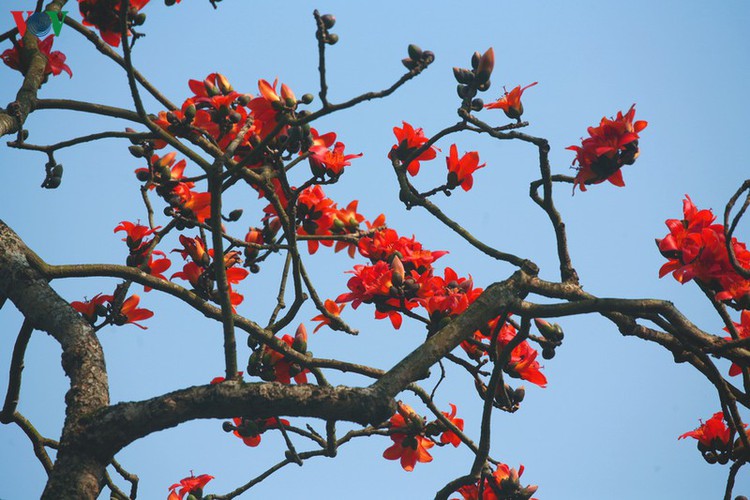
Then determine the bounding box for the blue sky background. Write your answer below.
[1,0,749,498]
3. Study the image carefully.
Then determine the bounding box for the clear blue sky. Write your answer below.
[1,0,749,498]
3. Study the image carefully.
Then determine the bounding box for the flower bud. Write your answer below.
[471,51,481,70]
[475,47,494,84]
[326,33,339,45]
[227,209,243,221]
[216,73,233,94]
[402,58,417,70]
[222,421,235,432]
[300,93,314,105]
[184,103,196,120]
[292,323,308,353]
[407,44,423,60]
[321,14,336,29]
[391,256,405,287]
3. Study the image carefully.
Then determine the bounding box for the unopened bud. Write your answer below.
[321,14,336,29]
[300,93,314,105]
[407,44,423,60]
[129,145,145,158]
[475,47,494,84]
[216,73,233,94]
[326,33,339,45]
[227,209,243,221]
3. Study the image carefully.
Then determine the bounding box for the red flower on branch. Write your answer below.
[114,220,158,253]
[1,35,72,78]
[724,310,750,376]
[454,463,538,500]
[311,299,345,333]
[484,82,537,121]
[308,129,362,177]
[167,473,214,500]
[446,144,485,191]
[497,321,548,388]
[679,412,732,449]
[439,403,464,447]
[382,402,434,471]
[71,293,112,323]
[79,0,150,48]
[567,105,647,192]
[389,122,438,176]
[115,295,154,329]
[229,416,290,448]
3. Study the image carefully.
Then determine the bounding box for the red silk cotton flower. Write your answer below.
[1,35,72,78]
[679,412,731,450]
[567,105,647,192]
[389,122,438,176]
[168,473,213,500]
[446,144,485,191]
[484,82,537,121]
[382,402,434,471]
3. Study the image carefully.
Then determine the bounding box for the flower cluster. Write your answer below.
[1,35,71,79]
[567,105,647,192]
[135,152,212,224]
[114,220,171,288]
[171,235,249,309]
[657,196,750,305]
[78,0,150,47]
[308,128,362,178]
[453,463,538,500]
[246,324,309,384]
[679,411,749,464]
[225,416,289,448]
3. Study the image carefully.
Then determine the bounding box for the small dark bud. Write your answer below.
[129,145,145,158]
[20,129,29,141]
[321,14,336,29]
[477,80,491,92]
[164,0,176,5]
[471,51,481,70]
[237,94,252,106]
[300,93,314,105]
[471,98,484,111]
[402,58,417,70]
[227,209,243,221]
[542,347,556,360]
[135,169,151,182]
[326,33,339,45]
[229,111,242,123]
[133,12,146,25]
[407,44,423,60]
[457,84,467,99]
[453,67,474,85]
[222,421,235,432]
[43,176,61,189]
[512,386,526,403]
[166,111,179,124]
[422,50,435,64]
[52,164,64,178]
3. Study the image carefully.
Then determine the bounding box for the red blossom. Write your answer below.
[308,129,362,177]
[168,473,213,500]
[724,310,750,376]
[454,463,538,500]
[71,293,112,323]
[382,402,434,471]
[115,295,154,329]
[446,144,485,191]
[230,416,290,448]
[439,403,464,447]
[389,121,438,176]
[679,412,732,449]
[567,105,647,192]
[311,299,345,333]
[1,35,72,78]
[484,82,537,121]
[78,0,150,48]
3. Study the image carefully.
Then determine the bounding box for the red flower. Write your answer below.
[71,293,112,323]
[567,105,647,192]
[421,267,482,321]
[389,122,438,176]
[78,0,150,48]
[142,250,171,291]
[446,144,485,191]
[484,82,537,121]
[439,403,464,447]
[311,299,345,333]
[454,463,538,500]
[724,310,750,376]
[230,416,289,447]
[115,295,154,330]
[498,322,547,388]
[382,402,434,471]
[114,221,158,252]
[167,473,213,500]
[679,412,732,449]
[657,196,750,303]
[308,130,362,177]
[1,35,72,78]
